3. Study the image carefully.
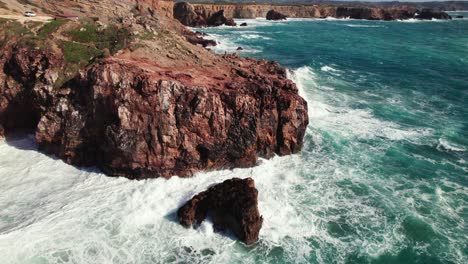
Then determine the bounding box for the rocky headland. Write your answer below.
[0,0,309,179]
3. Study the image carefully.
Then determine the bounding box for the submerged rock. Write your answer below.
[177,177,263,245]
[266,10,287,20]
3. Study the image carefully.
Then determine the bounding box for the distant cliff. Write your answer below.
[175,3,451,21]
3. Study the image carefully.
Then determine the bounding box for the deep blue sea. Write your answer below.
[0,15,467,264]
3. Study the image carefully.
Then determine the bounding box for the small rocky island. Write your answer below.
[266,10,288,21]
[178,177,263,245]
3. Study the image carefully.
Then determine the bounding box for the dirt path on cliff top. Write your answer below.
[0,14,53,23]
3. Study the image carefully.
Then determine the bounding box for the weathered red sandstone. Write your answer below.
[33,54,308,179]
[178,177,263,245]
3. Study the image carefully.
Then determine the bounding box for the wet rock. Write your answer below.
[415,9,451,20]
[266,10,287,20]
[184,31,217,47]
[240,22,248,26]
[237,47,243,51]
[177,177,263,245]
[206,10,236,27]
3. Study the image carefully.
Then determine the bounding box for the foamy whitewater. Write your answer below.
[1,14,468,264]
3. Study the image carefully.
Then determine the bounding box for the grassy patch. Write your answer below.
[68,24,132,54]
[62,41,102,64]
[0,21,31,48]
[38,19,67,37]
[138,31,156,40]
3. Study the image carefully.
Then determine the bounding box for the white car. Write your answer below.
[24,11,37,17]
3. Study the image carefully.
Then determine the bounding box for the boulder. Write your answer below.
[206,10,236,27]
[184,31,217,47]
[237,47,243,51]
[266,10,287,20]
[240,22,248,26]
[177,177,263,245]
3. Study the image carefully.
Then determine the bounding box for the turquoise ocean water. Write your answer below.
[199,15,468,263]
[0,15,466,264]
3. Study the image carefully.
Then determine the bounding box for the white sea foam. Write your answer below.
[344,24,385,28]
[437,138,467,152]
[288,66,432,142]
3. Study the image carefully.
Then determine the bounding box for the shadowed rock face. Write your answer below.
[266,10,287,20]
[416,9,452,19]
[177,177,263,245]
[174,2,236,27]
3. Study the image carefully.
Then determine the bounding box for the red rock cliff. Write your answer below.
[0,3,309,179]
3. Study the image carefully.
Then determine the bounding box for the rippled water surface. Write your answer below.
[1,16,467,264]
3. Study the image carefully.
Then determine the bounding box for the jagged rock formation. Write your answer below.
[176,3,451,22]
[0,0,309,179]
[266,10,287,20]
[174,2,236,27]
[177,177,263,245]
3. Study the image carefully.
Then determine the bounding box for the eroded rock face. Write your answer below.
[174,2,236,27]
[0,47,62,137]
[177,177,263,245]
[187,3,451,21]
[266,10,287,20]
[30,55,308,179]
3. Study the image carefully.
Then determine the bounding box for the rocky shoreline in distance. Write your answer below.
[174,2,451,27]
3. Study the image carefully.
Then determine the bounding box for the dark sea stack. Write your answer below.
[177,177,263,245]
[336,7,373,19]
[173,2,204,27]
[224,18,237,27]
[173,2,237,27]
[415,9,452,20]
[206,10,236,27]
[266,10,287,21]
[240,22,248,26]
